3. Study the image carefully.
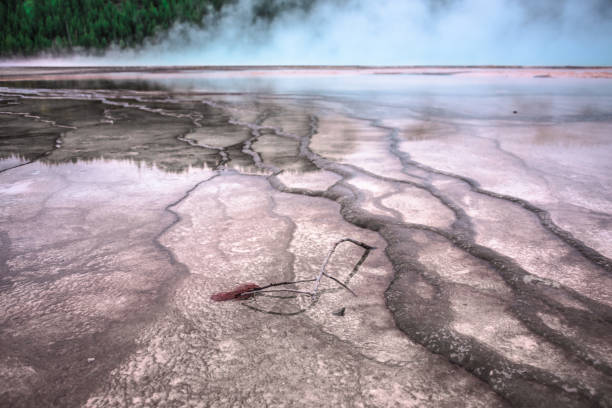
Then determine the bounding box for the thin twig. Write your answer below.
[242,279,316,297]
[312,238,375,295]
[245,289,313,296]
[254,278,316,291]
[322,272,357,297]
[223,238,374,302]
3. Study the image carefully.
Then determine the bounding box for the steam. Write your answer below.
[5,0,612,66]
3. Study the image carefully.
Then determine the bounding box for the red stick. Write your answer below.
[210,283,261,301]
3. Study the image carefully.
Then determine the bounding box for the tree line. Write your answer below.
[0,0,227,56]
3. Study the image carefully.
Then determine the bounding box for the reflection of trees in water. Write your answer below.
[0,91,338,175]
[0,95,229,173]
[0,79,168,92]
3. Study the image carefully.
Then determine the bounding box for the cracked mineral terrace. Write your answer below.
[1,67,611,407]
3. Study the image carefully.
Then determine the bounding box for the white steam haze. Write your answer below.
[5,0,612,66]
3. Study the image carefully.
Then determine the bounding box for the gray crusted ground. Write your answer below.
[1,69,611,407]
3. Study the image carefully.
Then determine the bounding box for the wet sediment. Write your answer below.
[1,78,611,407]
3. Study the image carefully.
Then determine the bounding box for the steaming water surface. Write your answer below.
[1,68,612,407]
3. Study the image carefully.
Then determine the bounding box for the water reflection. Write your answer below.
[1,69,612,175]
[0,79,167,91]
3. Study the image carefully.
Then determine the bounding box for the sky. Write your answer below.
[5,0,612,66]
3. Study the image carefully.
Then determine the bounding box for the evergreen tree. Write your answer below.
[0,0,225,55]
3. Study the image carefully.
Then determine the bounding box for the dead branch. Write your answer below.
[255,278,316,290]
[322,272,357,297]
[311,238,375,296]
[246,289,313,296]
[211,237,375,302]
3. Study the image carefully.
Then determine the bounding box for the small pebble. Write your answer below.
[332,307,346,317]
